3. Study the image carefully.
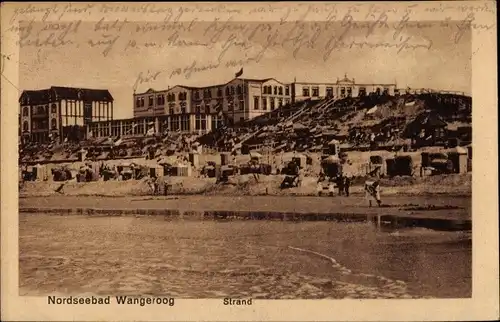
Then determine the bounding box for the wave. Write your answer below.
[288,246,412,297]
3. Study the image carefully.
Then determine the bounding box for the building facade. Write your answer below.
[291,74,397,103]
[19,86,113,143]
[132,77,293,126]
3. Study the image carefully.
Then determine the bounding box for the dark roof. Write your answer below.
[20,86,113,103]
[50,86,113,101]
[19,89,52,104]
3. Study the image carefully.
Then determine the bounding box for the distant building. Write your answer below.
[19,86,114,143]
[291,74,397,103]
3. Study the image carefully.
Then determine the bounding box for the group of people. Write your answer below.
[336,175,351,197]
[317,169,382,207]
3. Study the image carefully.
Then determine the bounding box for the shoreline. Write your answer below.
[20,194,472,231]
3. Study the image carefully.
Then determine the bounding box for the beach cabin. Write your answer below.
[445,146,468,174]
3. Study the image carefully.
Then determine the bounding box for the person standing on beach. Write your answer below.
[344,175,351,197]
[337,175,344,196]
[365,180,381,207]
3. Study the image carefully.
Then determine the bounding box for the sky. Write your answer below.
[17,18,471,119]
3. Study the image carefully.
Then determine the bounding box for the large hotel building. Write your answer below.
[20,75,398,143]
[19,87,113,144]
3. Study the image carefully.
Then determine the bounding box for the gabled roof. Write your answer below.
[336,74,355,84]
[20,86,114,103]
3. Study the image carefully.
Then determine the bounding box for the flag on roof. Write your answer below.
[235,68,243,78]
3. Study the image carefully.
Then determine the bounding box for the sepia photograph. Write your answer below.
[1,1,498,321]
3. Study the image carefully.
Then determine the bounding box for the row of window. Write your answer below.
[253,97,291,110]
[135,84,267,109]
[23,119,58,131]
[90,117,226,138]
[300,86,389,97]
[22,104,58,116]
[22,104,113,119]
[262,85,289,96]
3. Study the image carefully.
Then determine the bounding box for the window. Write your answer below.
[270,99,275,110]
[195,105,201,114]
[383,87,389,95]
[326,87,333,98]
[312,87,319,97]
[149,96,154,106]
[181,106,186,114]
[228,101,234,111]
[239,100,244,110]
[278,98,283,107]
[51,118,57,129]
[262,98,267,110]
[23,121,29,132]
[358,87,367,97]
[340,87,346,97]
[302,87,310,97]
[169,107,174,115]
[157,95,165,105]
[273,86,277,95]
[194,91,200,100]
[285,86,290,96]
[231,86,235,95]
[278,87,283,95]
[51,104,57,114]
[254,96,260,110]
[181,115,190,131]
[285,98,290,105]
[211,115,223,130]
[225,87,230,96]
[376,88,381,95]
[136,97,141,107]
[171,116,180,131]
[217,88,223,97]
[23,107,29,116]
[205,105,210,114]
[237,85,242,94]
[140,97,145,107]
[239,117,244,123]
[195,114,207,130]
[347,87,352,97]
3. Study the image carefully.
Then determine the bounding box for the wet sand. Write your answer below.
[20,195,471,221]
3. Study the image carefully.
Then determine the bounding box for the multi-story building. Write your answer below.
[132,77,292,126]
[291,74,398,103]
[19,86,113,143]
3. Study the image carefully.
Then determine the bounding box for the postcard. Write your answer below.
[1,1,498,321]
